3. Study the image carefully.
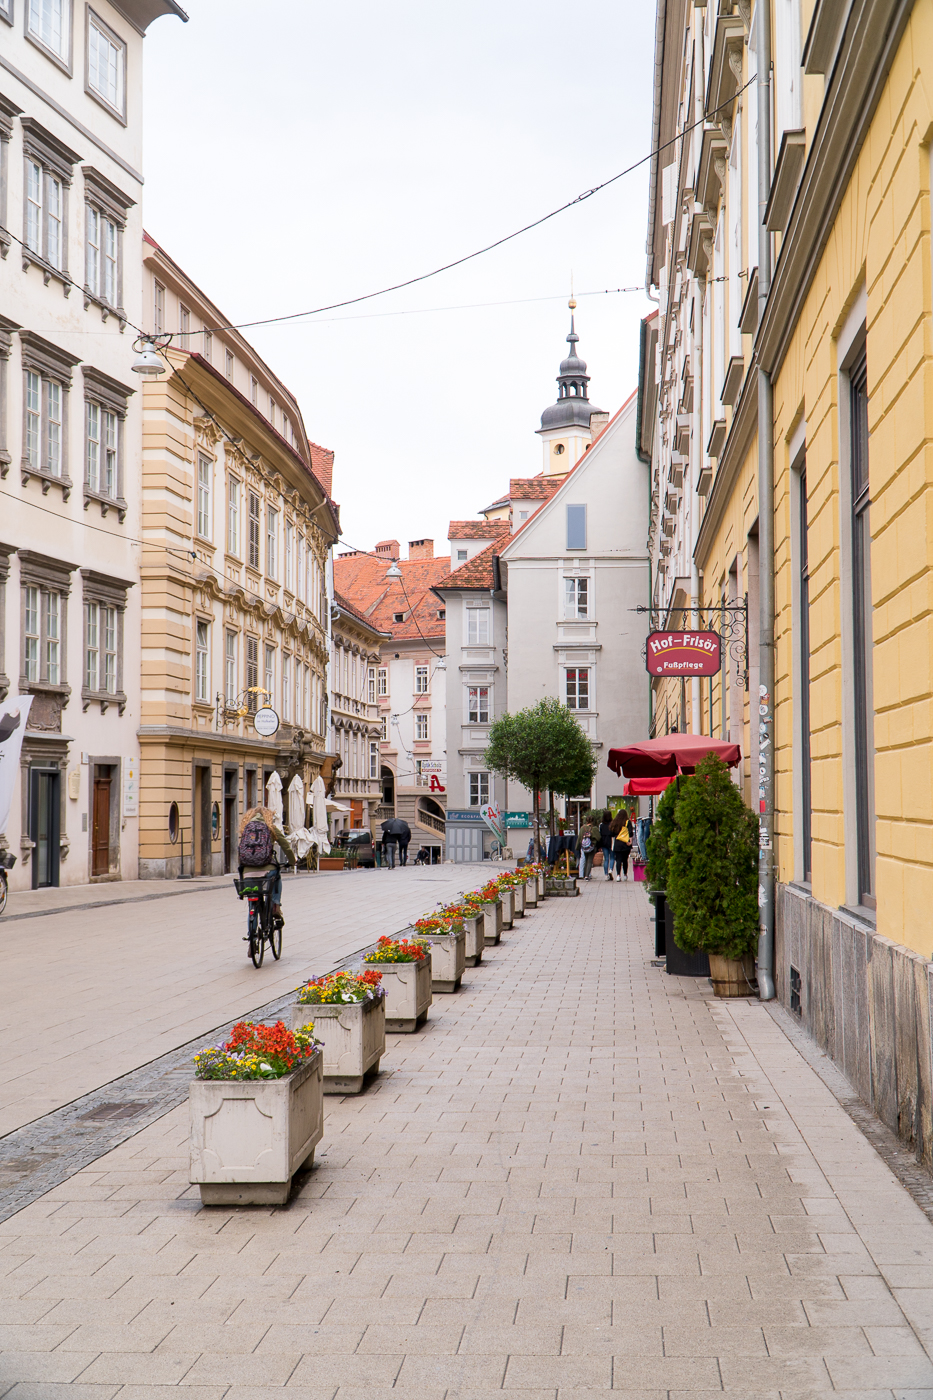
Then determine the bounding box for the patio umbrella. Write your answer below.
[607,733,741,779]
[307,774,330,854]
[287,774,305,832]
[623,777,675,796]
[265,770,283,823]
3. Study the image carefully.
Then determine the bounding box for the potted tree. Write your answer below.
[292,970,386,1092]
[364,935,432,1031]
[664,754,759,996]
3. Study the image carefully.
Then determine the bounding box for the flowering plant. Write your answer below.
[194,1020,319,1081]
[476,880,501,904]
[364,935,428,963]
[297,968,385,1004]
[414,913,463,935]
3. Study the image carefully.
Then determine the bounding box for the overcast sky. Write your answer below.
[142,1,655,556]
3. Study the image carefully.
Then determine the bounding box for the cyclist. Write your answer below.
[237,805,292,925]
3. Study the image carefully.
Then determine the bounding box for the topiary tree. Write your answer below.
[645,779,686,895]
[665,753,759,960]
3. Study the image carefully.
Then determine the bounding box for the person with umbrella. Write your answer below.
[380,816,407,869]
[396,818,412,866]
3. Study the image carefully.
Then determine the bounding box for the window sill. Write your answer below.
[839,902,877,929]
[82,287,127,327]
[82,688,127,716]
[22,463,73,499]
[21,247,72,295]
[20,679,71,704]
[84,487,127,523]
[0,449,11,479]
[0,228,10,260]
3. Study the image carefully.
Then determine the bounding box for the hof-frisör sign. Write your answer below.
[646,630,722,677]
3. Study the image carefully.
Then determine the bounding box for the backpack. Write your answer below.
[581,835,592,852]
[238,818,274,867]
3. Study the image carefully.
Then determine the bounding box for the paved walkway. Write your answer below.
[3,880,933,1395]
[0,865,488,1137]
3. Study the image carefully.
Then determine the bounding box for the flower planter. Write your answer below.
[499,887,514,928]
[524,878,538,908]
[512,882,525,917]
[546,876,579,897]
[318,855,346,871]
[189,1049,323,1206]
[377,958,433,1031]
[291,997,385,1094]
[536,872,546,898]
[463,913,485,965]
[708,953,756,997]
[425,928,466,992]
[481,899,502,947]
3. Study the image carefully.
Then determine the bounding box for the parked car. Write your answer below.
[333,828,375,868]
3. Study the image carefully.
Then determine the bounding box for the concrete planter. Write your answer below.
[524,878,538,908]
[463,914,485,966]
[291,996,385,1094]
[512,882,526,917]
[189,1049,323,1206]
[546,876,579,897]
[376,957,433,1031]
[426,928,466,992]
[499,886,514,927]
[536,872,546,898]
[708,953,756,997]
[481,899,502,947]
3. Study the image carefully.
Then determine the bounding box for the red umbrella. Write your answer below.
[608,733,741,778]
[623,776,675,796]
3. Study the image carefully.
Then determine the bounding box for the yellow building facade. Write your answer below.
[644,0,933,1160]
[138,238,338,878]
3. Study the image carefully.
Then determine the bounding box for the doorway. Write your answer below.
[91,768,113,877]
[193,764,212,876]
[223,767,238,874]
[29,767,60,889]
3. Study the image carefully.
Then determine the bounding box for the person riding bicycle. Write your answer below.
[237,805,291,925]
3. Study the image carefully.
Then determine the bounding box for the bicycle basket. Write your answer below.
[0,850,16,871]
[234,872,275,899]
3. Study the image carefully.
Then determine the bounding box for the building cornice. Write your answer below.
[694,363,758,566]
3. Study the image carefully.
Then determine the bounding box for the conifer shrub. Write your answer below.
[645,778,689,894]
[665,754,759,959]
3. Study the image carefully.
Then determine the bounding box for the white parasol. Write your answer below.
[287,773,305,832]
[306,773,330,854]
[265,770,283,824]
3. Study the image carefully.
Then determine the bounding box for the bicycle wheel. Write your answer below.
[0,872,7,916]
[269,916,282,960]
[249,905,265,967]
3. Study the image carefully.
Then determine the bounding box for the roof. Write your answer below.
[432,540,499,592]
[509,476,562,501]
[333,590,391,641]
[333,552,450,644]
[448,519,511,540]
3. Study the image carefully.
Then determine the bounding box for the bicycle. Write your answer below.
[233,869,283,967]
[0,850,15,917]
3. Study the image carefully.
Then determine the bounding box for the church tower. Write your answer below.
[537,301,605,476]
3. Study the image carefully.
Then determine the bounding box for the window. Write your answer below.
[285,521,294,591]
[203,330,212,363]
[469,772,489,807]
[415,664,429,694]
[20,559,73,689]
[415,712,429,740]
[24,587,39,681]
[87,11,125,117]
[25,371,40,469]
[225,631,237,702]
[84,601,116,693]
[246,636,258,710]
[566,504,587,550]
[457,549,467,562]
[264,644,275,706]
[393,612,405,623]
[380,714,388,740]
[225,349,234,381]
[370,740,378,779]
[295,662,301,727]
[467,607,490,645]
[153,281,164,335]
[282,654,290,722]
[850,351,875,906]
[564,577,589,619]
[266,507,278,577]
[269,394,276,426]
[197,454,212,539]
[45,590,60,682]
[86,402,116,496]
[296,536,305,601]
[438,609,445,620]
[23,346,71,483]
[248,492,260,569]
[250,375,258,406]
[227,478,240,555]
[798,464,812,884]
[378,666,388,696]
[85,205,118,306]
[195,620,210,702]
[27,0,69,61]
[565,667,590,710]
[368,666,376,703]
[179,304,190,346]
[468,686,489,724]
[24,157,63,270]
[0,0,11,23]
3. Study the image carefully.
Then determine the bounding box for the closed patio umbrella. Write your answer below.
[287,774,305,833]
[265,770,284,823]
[607,734,741,778]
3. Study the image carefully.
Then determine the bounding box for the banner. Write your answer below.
[646,630,721,676]
[0,696,33,834]
[479,801,506,845]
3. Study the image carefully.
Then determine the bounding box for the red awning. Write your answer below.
[607,733,742,778]
[623,777,675,796]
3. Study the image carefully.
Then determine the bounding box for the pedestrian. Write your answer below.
[397,819,412,866]
[381,823,398,869]
[598,808,615,881]
[576,818,597,880]
[611,808,634,881]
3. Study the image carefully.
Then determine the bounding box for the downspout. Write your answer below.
[636,313,655,736]
[756,0,776,1000]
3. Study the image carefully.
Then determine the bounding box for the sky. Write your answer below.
[142,1,656,557]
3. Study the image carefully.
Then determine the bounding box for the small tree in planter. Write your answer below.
[665,754,759,995]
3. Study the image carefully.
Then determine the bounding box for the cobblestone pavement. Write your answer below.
[4,880,933,1396]
[0,865,488,1138]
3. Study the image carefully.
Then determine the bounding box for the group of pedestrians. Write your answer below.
[379,817,411,868]
[576,808,636,882]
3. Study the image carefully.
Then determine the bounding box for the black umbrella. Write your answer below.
[382,817,410,839]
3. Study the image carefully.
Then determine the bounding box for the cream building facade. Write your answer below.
[138,238,338,877]
[0,0,185,891]
[329,592,387,835]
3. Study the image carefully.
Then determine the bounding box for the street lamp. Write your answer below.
[385,561,402,579]
[131,338,165,377]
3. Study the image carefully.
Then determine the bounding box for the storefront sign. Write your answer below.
[122,756,139,818]
[418,759,444,773]
[646,630,721,676]
[254,706,280,737]
[446,810,485,823]
[504,810,531,827]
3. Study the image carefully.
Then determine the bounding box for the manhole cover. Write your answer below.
[77,1101,152,1123]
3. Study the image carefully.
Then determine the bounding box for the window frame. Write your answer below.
[468,685,489,724]
[377,666,388,696]
[282,653,291,722]
[224,629,238,703]
[369,739,378,779]
[566,503,587,550]
[564,575,589,619]
[264,643,275,708]
[245,635,259,711]
[194,617,210,704]
[415,711,429,741]
[26,0,73,73]
[225,348,234,381]
[0,0,12,27]
[227,477,240,556]
[849,349,875,909]
[82,167,130,316]
[21,331,79,494]
[247,491,261,569]
[82,364,131,519]
[469,771,490,807]
[266,506,278,578]
[85,7,126,123]
[196,452,212,541]
[466,605,491,646]
[414,663,429,694]
[20,551,75,698]
[153,280,165,335]
[22,119,76,281]
[565,665,590,711]
[285,519,294,592]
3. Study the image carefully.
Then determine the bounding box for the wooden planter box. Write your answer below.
[512,882,525,917]
[318,855,346,871]
[426,928,466,992]
[376,958,433,1031]
[524,878,538,908]
[481,899,502,947]
[189,1049,323,1206]
[291,997,385,1094]
[463,914,485,966]
[708,953,755,997]
[499,887,514,928]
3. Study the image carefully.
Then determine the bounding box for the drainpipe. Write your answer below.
[756,0,776,1001]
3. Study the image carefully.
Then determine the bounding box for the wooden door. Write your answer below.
[92,775,111,876]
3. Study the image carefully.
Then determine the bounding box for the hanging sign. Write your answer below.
[480,801,506,845]
[254,706,280,737]
[646,630,721,676]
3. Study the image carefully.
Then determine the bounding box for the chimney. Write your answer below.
[374,539,400,560]
[408,538,434,560]
[589,411,610,441]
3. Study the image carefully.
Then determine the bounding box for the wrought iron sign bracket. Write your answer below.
[632,599,749,690]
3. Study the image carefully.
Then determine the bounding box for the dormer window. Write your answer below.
[393,612,404,623]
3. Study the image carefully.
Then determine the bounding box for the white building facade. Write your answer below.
[329,594,386,836]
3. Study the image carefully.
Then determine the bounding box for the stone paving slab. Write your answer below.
[3,881,933,1395]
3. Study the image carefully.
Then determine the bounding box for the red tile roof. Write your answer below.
[448,519,511,540]
[333,552,449,643]
[333,589,391,639]
[432,540,499,591]
[509,476,562,500]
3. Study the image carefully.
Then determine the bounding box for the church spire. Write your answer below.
[539,303,602,432]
